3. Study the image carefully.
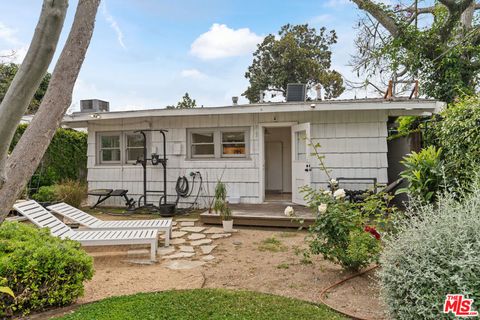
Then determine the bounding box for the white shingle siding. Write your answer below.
[86,110,389,207]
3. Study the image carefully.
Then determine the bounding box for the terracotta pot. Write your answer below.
[222,220,234,232]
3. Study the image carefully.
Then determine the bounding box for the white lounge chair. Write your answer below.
[47,202,172,247]
[13,200,159,261]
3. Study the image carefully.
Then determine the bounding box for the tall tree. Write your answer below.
[0,0,100,221]
[166,92,197,109]
[0,0,68,192]
[243,24,344,103]
[351,0,480,102]
[0,63,51,114]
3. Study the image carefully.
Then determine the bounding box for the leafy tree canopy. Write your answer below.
[0,63,51,114]
[166,92,197,109]
[351,0,480,103]
[243,24,345,103]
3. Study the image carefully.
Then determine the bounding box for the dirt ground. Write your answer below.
[27,211,387,320]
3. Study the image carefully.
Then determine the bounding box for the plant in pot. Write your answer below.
[213,181,233,232]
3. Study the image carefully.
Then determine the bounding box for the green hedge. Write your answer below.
[0,222,94,317]
[9,124,87,192]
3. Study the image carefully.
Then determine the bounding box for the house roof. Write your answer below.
[63,98,444,128]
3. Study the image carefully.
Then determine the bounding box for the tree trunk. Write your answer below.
[460,1,476,29]
[0,0,68,189]
[0,0,101,222]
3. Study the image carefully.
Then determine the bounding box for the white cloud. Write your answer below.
[0,46,27,63]
[0,22,20,45]
[102,1,126,49]
[190,23,263,60]
[180,68,206,79]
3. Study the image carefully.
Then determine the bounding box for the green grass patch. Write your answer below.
[258,237,288,252]
[57,289,346,320]
[276,263,290,269]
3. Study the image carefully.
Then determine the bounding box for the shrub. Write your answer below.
[9,124,87,192]
[32,180,87,207]
[301,186,395,271]
[54,180,88,208]
[433,95,480,193]
[397,145,444,203]
[379,187,480,319]
[0,222,94,317]
[31,185,57,203]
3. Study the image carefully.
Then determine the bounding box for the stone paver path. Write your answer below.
[188,233,206,240]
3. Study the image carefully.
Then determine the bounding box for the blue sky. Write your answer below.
[0,0,369,111]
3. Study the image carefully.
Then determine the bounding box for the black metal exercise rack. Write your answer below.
[134,129,176,215]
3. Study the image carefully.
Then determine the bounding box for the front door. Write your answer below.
[291,123,311,205]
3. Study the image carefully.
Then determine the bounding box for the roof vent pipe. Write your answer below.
[259,91,264,103]
[315,84,322,101]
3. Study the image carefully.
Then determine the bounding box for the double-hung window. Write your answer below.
[97,131,148,164]
[98,133,121,164]
[188,128,249,159]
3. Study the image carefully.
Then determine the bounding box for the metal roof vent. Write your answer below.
[80,99,110,113]
[286,83,306,102]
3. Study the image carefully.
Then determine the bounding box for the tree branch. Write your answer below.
[351,0,399,36]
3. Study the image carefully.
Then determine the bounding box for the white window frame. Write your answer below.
[97,132,122,164]
[96,131,150,165]
[125,132,150,164]
[187,127,250,160]
[189,129,216,159]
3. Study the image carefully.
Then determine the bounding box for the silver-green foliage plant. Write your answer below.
[379,185,480,319]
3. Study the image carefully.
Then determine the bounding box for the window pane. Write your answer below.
[192,132,214,143]
[102,149,121,162]
[192,144,214,156]
[101,135,120,148]
[222,132,245,143]
[127,148,144,162]
[295,131,306,161]
[223,144,245,155]
[127,134,144,148]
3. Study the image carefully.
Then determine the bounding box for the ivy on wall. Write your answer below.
[9,124,87,192]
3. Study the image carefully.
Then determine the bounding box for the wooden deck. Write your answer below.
[200,203,316,228]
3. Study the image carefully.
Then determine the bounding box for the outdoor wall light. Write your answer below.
[90,113,101,119]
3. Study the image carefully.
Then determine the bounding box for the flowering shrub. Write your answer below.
[379,186,480,319]
[300,185,396,271]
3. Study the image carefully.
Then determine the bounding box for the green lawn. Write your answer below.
[57,289,347,320]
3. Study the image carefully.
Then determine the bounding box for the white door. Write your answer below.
[291,123,311,205]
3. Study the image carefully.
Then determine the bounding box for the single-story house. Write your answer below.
[62,98,442,208]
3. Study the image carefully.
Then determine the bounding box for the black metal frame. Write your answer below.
[134,129,169,211]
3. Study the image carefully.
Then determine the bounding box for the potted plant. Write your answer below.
[213,180,233,232]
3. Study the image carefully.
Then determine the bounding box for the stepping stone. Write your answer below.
[190,239,213,246]
[165,260,205,270]
[123,259,156,265]
[211,233,231,239]
[170,238,186,245]
[171,231,187,238]
[204,227,225,234]
[172,221,177,226]
[188,233,206,240]
[179,245,195,253]
[127,249,150,255]
[157,247,175,255]
[176,218,198,222]
[233,240,242,245]
[200,245,216,255]
[162,252,195,260]
[181,221,195,227]
[202,255,215,261]
[180,227,206,233]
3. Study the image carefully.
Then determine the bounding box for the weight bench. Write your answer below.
[88,189,135,209]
